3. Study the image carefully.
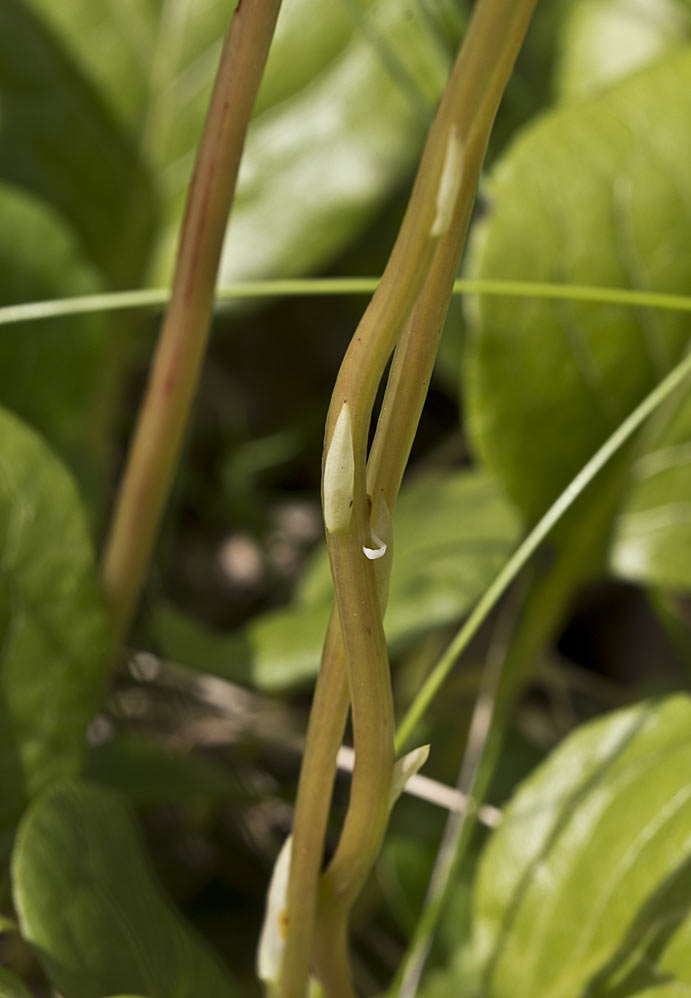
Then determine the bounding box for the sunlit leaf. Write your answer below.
[154,0,465,284]
[463,51,691,583]
[609,387,691,588]
[472,695,691,997]
[555,0,691,100]
[12,780,237,998]
[21,0,464,286]
[0,408,110,859]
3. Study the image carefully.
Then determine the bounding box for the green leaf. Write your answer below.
[555,0,691,101]
[154,599,331,693]
[85,730,245,805]
[12,780,237,998]
[0,0,155,285]
[153,469,519,691]
[0,914,18,934]
[150,0,464,283]
[472,695,691,997]
[609,386,691,588]
[0,969,32,998]
[463,51,691,533]
[17,0,464,284]
[0,408,111,858]
[0,184,117,497]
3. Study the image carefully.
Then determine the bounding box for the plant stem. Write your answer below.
[280,2,538,995]
[280,611,350,998]
[100,0,282,643]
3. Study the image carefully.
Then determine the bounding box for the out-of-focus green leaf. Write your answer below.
[85,730,245,805]
[463,52,691,533]
[0,0,155,286]
[154,600,331,693]
[154,469,519,691]
[471,695,691,997]
[12,781,237,998]
[23,0,464,285]
[555,0,691,100]
[0,969,32,998]
[152,0,465,284]
[609,388,691,589]
[0,409,110,859]
[0,184,117,496]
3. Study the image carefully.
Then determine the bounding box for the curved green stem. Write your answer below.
[279,2,538,996]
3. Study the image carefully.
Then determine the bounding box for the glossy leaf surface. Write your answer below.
[472,695,691,997]
[463,51,691,588]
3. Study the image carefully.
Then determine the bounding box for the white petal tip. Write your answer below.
[389,745,431,810]
[430,127,464,238]
[257,835,292,986]
[323,403,355,534]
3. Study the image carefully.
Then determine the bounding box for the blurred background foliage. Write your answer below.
[2,0,691,995]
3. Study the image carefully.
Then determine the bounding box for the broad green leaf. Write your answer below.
[85,730,245,804]
[472,695,691,997]
[0,408,110,858]
[0,0,155,286]
[0,969,32,998]
[154,469,519,691]
[555,0,691,100]
[0,183,117,496]
[12,780,237,998]
[463,51,691,530]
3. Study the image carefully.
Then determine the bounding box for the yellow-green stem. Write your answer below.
[277,3,539,996]
[101,0,282,643]
[320,0,538,924]
[280,611,350,998]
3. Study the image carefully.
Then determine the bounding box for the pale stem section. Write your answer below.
[280,1,538,996]
[101,0,283,642]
